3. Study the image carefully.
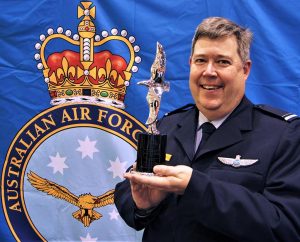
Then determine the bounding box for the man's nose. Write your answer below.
[203,62,217,76]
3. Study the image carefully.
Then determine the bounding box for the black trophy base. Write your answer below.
[136,133,167,174]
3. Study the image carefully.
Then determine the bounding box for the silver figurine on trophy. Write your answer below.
[136,42,170,174]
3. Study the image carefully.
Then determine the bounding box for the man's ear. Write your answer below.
[189,56,192,65]
[243,60,251,75]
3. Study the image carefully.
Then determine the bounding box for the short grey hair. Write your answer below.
[191,17,253,63]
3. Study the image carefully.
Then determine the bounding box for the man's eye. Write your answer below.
[194,58,206,64]
[217,60,231,66]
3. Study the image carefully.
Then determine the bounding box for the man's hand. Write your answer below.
[124,165,193,209]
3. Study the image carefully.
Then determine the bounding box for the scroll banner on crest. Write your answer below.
[1,0,300,241]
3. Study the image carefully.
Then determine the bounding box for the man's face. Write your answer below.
[189,36,251,120]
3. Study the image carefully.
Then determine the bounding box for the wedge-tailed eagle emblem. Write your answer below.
[217,155,258,168]
[27,171,114,227]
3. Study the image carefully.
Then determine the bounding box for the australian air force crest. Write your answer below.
[1,2,144,241]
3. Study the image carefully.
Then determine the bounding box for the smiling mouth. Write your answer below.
[201,85,224,90]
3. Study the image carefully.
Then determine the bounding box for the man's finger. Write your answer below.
[153,165,178,176]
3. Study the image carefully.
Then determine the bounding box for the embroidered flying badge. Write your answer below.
[217,155,258,168]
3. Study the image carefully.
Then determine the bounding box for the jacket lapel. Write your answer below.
[174,107,198,162]
[195,97,253,159]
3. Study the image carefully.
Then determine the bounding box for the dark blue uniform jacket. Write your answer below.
[115,97,300,242]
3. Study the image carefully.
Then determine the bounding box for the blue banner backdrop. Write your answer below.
[1,0,300,241]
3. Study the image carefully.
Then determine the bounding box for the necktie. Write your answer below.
[195,122,216,152]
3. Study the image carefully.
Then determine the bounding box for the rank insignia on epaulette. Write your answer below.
[282,113,298,121]
[218,155,258,168]
[255,104,299,122]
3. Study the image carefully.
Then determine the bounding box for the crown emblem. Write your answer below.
[34,1,141,109]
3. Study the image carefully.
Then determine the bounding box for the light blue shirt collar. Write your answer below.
[197,111,230,130]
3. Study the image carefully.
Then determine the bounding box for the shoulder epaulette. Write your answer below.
[164,103,195,117]
[255,104,299,122]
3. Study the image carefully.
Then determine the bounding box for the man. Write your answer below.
[114,17,300,241]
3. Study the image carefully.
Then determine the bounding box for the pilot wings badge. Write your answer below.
[217,155,258,168]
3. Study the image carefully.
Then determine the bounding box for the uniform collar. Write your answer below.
[197,111,230,130]
[174,96,254,161]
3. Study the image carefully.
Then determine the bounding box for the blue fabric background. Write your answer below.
[1,0,300,240]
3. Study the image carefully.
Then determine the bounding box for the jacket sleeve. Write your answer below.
[114,170,167,231]
[177,121,300,241]
[114,179,138,229]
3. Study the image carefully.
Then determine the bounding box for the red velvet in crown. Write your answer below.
[47,50,128,86]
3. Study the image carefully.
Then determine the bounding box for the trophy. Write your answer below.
[136,42,170,174]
